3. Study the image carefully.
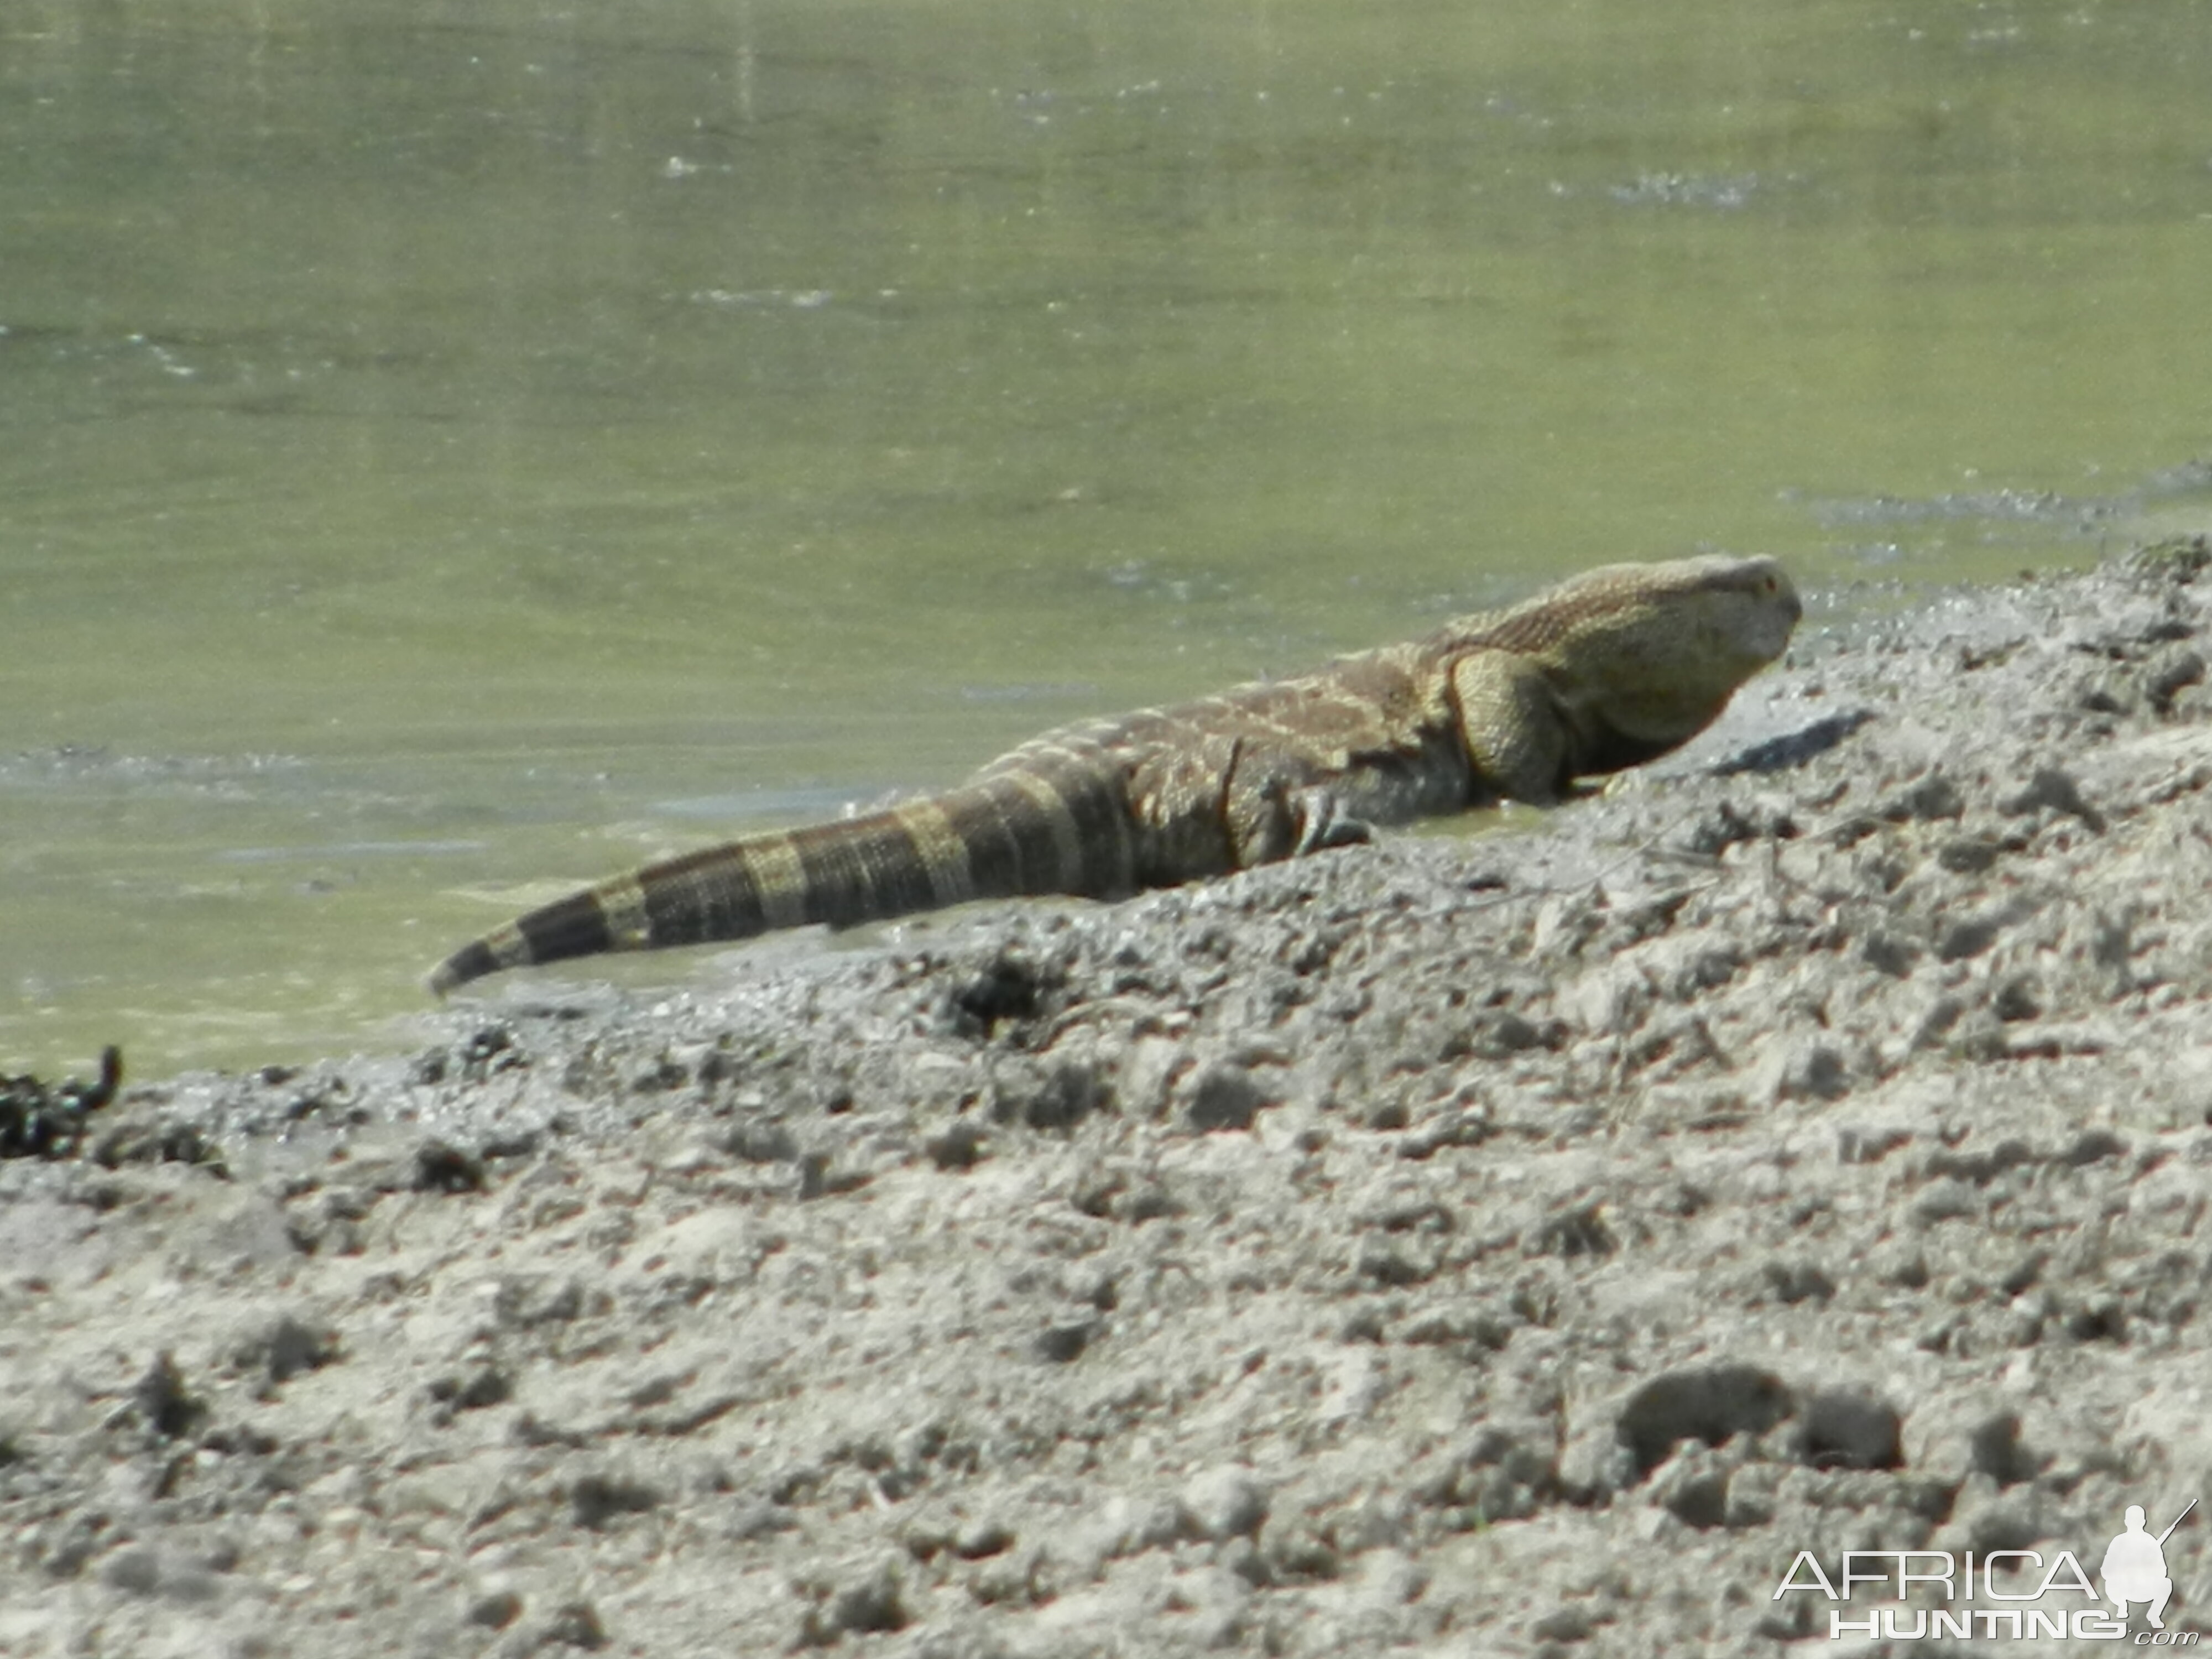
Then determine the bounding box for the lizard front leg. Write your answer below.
[1449,649,1571,806]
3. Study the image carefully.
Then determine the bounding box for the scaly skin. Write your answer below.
[429,555,1799,993]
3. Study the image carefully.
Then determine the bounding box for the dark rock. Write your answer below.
[467,1588,523,1630]
[1617,1365,1794,1476]
[1798,1391,1902,1470]
[570,1471,663,1529]
[133,1353,206,1441]
[1180,1063,1272,1132]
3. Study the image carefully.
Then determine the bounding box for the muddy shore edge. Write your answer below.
[9,544,2212,1657]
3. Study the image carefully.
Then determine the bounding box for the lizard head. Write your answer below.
[1617,552,1801,674]
[1509,554,1802,768]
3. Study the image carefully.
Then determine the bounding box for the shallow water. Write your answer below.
[4,0,2209,1075]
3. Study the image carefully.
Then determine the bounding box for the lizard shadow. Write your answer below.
[1709,709,1878,778]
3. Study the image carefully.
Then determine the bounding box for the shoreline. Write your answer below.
[7,542,2212,1654]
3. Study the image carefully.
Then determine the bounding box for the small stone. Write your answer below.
[1762,1261,1835,1305]
[954,1519,1015,1561]
[1034,1317,1101,1364]
[1936,835,2001,874]
[1180,1466,1269,1542]
[426,1364,512,1413]
[467,1587,523,1629]
[1998,766,2105,831]
[1936,910,2010,963]
[1755,1038,1849,1103]
[101,1545,162,1595]
[413,1139,487,1193]
[541,1599,608,1650]
[1991,974,2041,1022]
[1264,1521,1340,1581]
[1655,1462,1728,1529]
[159,1564,220,1603]
[569,1471,661,1529]
[1911,1178,1979,1224]
[1860,930,1919,977]
[2060,1129,2124,1167]
[2147,645,2206,712]
[1557,1418,1639,1503]
[1353,1548,1428,1605]
[1881,771,1964,822]
[999,1056,1105,1132]
[727,1499,797,1541]
[1724,1464,1779,1529]
[494,1275,586,1328]
[1968,1412,2041,1486]
[1180,1063,1272,1133]
[1119,1037,1190,1119]
[830,1558,909,1634]
[1531,1603,1599,1641]
[236,1314,341,1384]
[924,1120,986,1170]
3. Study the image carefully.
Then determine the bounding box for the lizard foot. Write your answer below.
[1291,790,1375,857]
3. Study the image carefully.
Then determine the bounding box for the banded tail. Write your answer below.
[427,764,1135,996]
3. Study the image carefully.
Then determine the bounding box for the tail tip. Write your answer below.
[426,940,501,1000]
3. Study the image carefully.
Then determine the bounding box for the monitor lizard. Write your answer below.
[429,554,1799,994]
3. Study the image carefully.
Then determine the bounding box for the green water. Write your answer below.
[3,0,2209,1076]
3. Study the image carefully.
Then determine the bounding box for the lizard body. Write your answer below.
[429,555,1798,994]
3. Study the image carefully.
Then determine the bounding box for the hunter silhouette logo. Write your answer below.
[2105,1502,2193,1631]
[1772,1499,2200,1642]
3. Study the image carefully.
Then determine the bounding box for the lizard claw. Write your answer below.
[1291,790,1375,857]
